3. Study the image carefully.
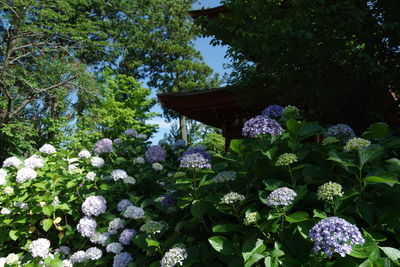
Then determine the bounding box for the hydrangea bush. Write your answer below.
[1,105,400,266]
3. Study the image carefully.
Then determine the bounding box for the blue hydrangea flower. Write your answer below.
[309,217,365,257]
[93,138,113,154]
[266,187,297,207]
[145,145,166,163]
[179,153,211,169]
[325,124,355,142]
[174,140,186,147]
[161,195,175,207]
[124,129,138,137]
[242,116,283,138]
[179,146,211,162]
[261,105,284,118]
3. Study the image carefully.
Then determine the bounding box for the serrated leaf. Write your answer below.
[379,247,400,265]
[208,236,235,255]
[242,237,266,262]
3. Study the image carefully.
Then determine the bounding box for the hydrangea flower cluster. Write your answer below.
[86,171,96,181]
[124,128,138,137]
[145,145,166,163]
[3,156,22,167]
[117,199,133,212]
[39,144,56,154]
[5,253,19,265]
[133,157,145,164]
[344,137,371,152]
[266,187,297,207]
[119,229,137,245]
[77,216,97,237]
[85,247,102,260]
[220,192,245,204]
[152,163,163,171]
[213,171,237,183]
[90,232,110,246]
[113,252,133,267]
[179,153,211,169]
[140,221,165,235]
[29,238,50,258]
[281,105,300,119]
[160,245,188,267]
[91,156,105,167]
[123,176,136,185]
[242,116,283,137]
[24,155,44,169]
[174,139,186,147]
[123,205,145,219]
[93,138,113,154]
[317,182,344,202]
[0,169,7,185]
[16,167,37,183]
[111,169,128,181]
[137,133,147,139]
[106,242,124,254]
[325,124,355,142]
[179,146,211,162]
[108,218,125,234]
[82,196,107,217]
[78,150,91,158]
[70,250,87,264]
[244,212,259,225]
[309,217,365,257]
[275,153,298,167]
[261,105,284,118]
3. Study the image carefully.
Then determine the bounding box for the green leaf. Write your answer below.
[230,139,243,153]
[285,211,310,223]
[212,223,241,233]
[356,201,374,225]
[286,119,301,134]
[359,145,383,167]
[42,206,54,216]
[363,176,399,184]
[313,209,327,219]
[379,247,400,265]
[328,150,358,170]
[244,253,265,267]
[370,122,389,139]
[242,237,266,262]
[208,236,236,255]
[9,230,19,241]
[298,121,323,139]
[191,200,209,218]
[145,238,160,247]
[42,219,53,232]
[66,181,77,188]
[350,238,378,258]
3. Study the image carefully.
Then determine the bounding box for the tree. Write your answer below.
[200,0,400,129]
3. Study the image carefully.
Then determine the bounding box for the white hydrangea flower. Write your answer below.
[77,216,97,237]
[106,242,123,254]
[160,245,188,267]
[78,150,91,158]
[117,199,133,212]
[52,196,60,206]
[123,176,136,185]
[86,172,96,181]
[62,259,73,267]
[137,134,147,139]
[24,155,44,169]
[220,192,245,205]
[1,208,11,215]
[152,163,163,171]
[90,157,105,168]
[133,157,145,164]
[2,156,22,168]
[29,238,50,258]
[113,138,123,145]
[0,258,5,267]
[5,253,18,265]
[90,232,110,246]
[140,221,164,235]
[4,186,13,194]
[55,246,70,255]
[82,196,107,217]
[68,164,78,172]
[70,250,87,264]
[85,247,102,260]
[39,144,56,154]
[111,169,128,181]
[123,205,145,219]
[108,218,125,234]
[15,201,28,210]
[0,169,6,185]
[16,167,37,183]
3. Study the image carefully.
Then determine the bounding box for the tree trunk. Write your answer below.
[179,115,188,143]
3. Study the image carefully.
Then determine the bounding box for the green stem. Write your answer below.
[288,166,295,187]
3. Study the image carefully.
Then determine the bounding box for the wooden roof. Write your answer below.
[188,5,230,19]
[157,86,265,139]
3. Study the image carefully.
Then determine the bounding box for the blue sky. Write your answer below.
[146,0,231,144]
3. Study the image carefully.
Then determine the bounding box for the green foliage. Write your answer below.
[203,131,225,154]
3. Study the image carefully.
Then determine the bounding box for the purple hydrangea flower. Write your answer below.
[179,146,211,162]
[242,116,283,138]
[161,196,175,207]
[93,138,113,154]
[325,124,355,142]
[309,217,365,257]
[124,129,138,137]
[179,153,211,169]
[266,187,297,207]
[113,252,132,267]
[261,105,284,118]
[145,145,166,163]
[119,229,137,245]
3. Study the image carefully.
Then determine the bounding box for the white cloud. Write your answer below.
[146,118,175,129]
